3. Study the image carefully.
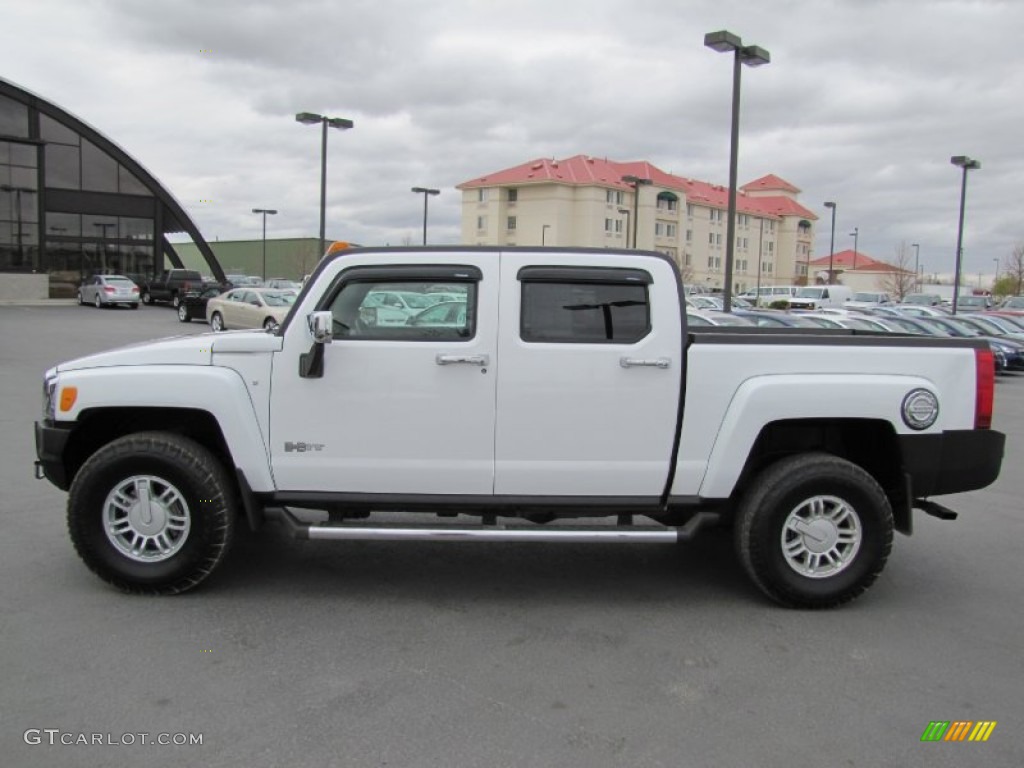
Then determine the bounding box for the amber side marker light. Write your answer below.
[59,387,78,412]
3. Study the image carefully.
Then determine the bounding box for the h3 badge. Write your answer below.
[284,441,325,453]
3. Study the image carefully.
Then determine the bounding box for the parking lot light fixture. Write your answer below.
[411,187,440,245]
[252,208,278,280]
[950,155,981,315]
[617,207,631,246]
[296,112,354,259]
[704,29,770,312]
[824,202,837,282]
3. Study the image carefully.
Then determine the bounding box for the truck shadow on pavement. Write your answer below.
[212,521,757,608]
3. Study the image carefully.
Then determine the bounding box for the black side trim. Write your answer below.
[900,429,1005,497]
[268,492,663,516]
[34,420,72,490]
[517,265,652,284]
[330,264,482,284]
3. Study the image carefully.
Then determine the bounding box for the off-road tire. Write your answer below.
[67,432,236,594]
[735,452,893,609]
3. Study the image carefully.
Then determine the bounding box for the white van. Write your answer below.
[739,285,800,307]
[788,285,854,310]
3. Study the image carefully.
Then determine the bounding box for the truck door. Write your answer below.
[269,258,499,495]
[494,253,683,498]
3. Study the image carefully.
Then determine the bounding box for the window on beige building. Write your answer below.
[477,189,488,203]
[507,216,517,231]
[507,188,518,203]
[477,215,487,230]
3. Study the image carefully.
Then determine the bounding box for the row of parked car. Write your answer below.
[688,299,1024,374]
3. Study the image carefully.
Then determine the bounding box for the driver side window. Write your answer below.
[326,274,476,342]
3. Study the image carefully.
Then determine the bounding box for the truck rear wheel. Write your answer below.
[735,452,893,609]
[67,432,236,594]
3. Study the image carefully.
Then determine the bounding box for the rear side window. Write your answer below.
[519,267,651,344]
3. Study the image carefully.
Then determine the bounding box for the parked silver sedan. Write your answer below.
[78,275,140,309]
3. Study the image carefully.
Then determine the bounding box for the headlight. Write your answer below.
[42,372,58,421]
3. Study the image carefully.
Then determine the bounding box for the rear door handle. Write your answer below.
[619,357,671,369]
[436,354,490,366]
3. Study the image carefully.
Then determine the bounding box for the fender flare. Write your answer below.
[56,365,275,492]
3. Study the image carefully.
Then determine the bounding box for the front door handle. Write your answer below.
[436,353,490,366]
[619,356,671,369]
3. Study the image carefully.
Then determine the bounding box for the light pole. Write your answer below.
[950,155,980,315]
[296,112,354,259]
[621,175,652,249]
[704,30,770,312]
[1,184,37,268]
[911,243,920,292]
[93,221,116,272]
[823,201,837,283]
[410,187,440,245]
[541,224,551,246]
[850,227,859,272]
[617,207,630,246]
[252,208,277,280]
[755,217,765,306]
[993,257,1000,293]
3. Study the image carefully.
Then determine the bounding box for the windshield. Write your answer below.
[262,292,296,307]
[851,293,880,302]
[795,288,824,299]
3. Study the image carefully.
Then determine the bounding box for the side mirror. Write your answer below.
[308,311,333,344]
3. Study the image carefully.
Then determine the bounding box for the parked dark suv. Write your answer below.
[141,269,203,308]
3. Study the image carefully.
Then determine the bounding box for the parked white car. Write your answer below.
[844,292,893,310]
[788,285,854,310]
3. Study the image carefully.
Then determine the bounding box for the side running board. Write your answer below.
[267,508,720,544]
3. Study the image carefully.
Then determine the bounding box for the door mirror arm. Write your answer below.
[300,311,334,379]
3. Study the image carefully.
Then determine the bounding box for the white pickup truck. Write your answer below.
[34,248,1005,607]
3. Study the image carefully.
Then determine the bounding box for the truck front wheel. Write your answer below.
[735,452,893,609]
[67,432,236,594]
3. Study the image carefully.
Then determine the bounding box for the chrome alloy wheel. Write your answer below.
[780,495,862,579]
[103,475,191,562]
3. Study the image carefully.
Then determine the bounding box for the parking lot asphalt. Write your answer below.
[2,304,1022,768]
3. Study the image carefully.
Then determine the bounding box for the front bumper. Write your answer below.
[34,420,72,490]
[900,429,1005,498]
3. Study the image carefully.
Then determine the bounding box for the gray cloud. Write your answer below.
[3,0,1020,274]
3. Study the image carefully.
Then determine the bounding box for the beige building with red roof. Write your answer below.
[457,155,818,292]
[807,249,914,293]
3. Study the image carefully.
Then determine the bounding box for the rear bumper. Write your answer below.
[900,429,1005,497]
[34,420,71,490]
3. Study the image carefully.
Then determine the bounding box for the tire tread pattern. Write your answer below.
[736,452,893,609]
[67,432,235,595]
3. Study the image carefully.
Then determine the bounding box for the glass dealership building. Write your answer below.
[0,77,223,297]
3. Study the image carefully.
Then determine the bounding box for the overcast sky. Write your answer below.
[3,0,1021,278]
